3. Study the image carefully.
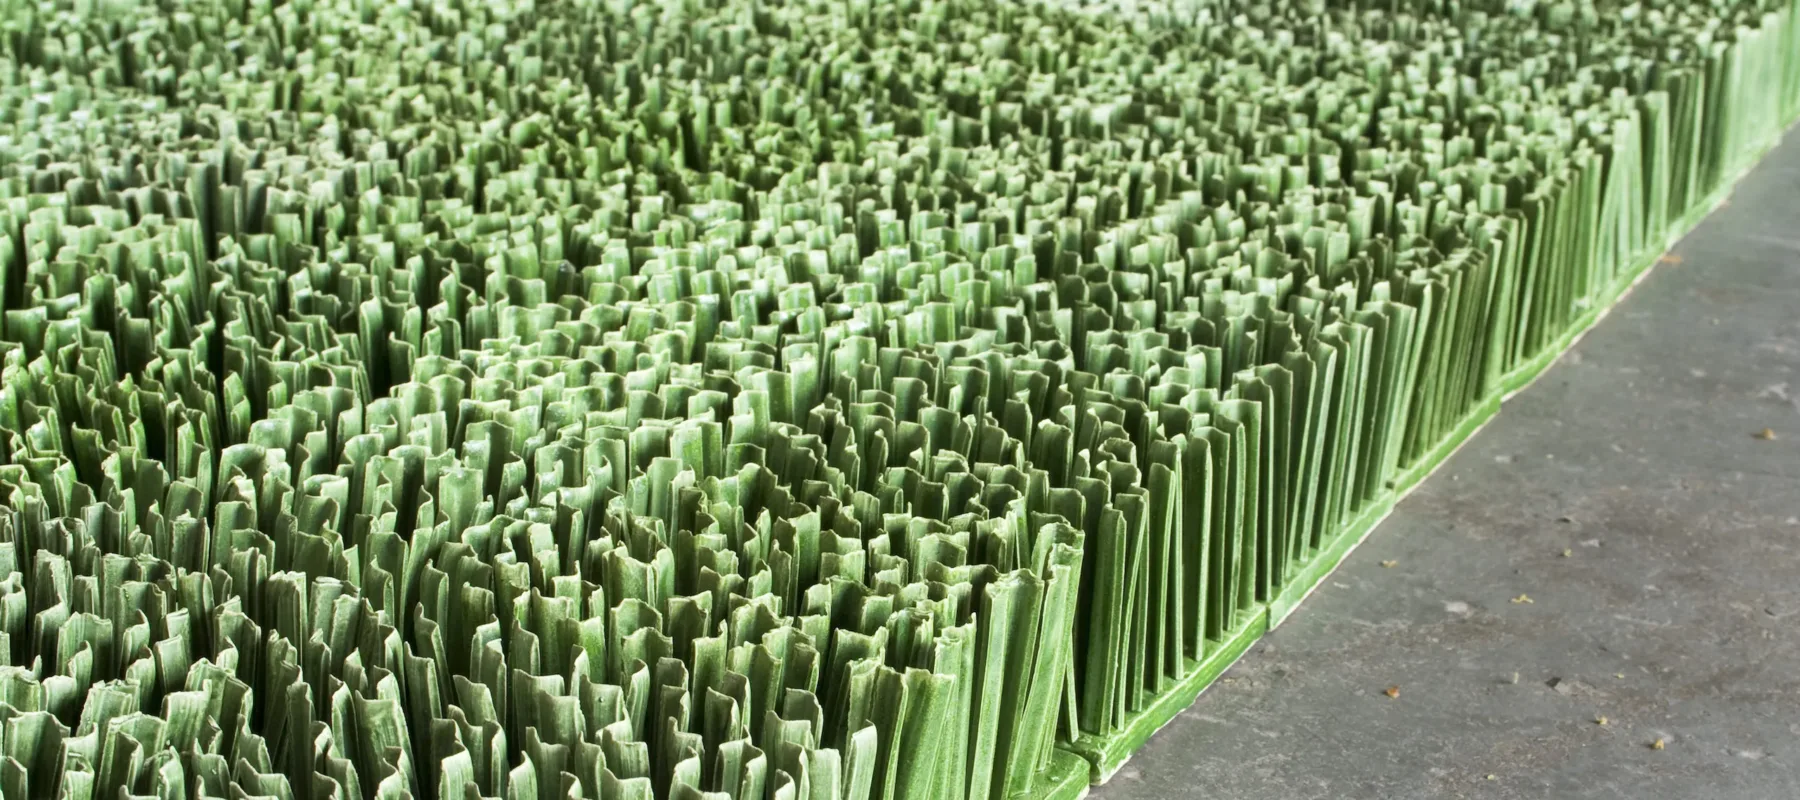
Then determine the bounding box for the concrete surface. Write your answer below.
[1093,128,1800,799]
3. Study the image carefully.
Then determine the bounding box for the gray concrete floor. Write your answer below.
[1094,128,1800,800]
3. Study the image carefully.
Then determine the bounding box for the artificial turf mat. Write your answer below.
[0,0,1797,798]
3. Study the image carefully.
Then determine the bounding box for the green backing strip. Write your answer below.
[1015,749,1094,800]
[1268,491,1405,627]
[1052,115,1800,790]
[1062,607,1270,783]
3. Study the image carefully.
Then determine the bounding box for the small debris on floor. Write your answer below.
[1595,716,1609,726]
[1755,427,1777,441]
[1651,737,1667,750]
[1561,549,1573,557]
[1557,515,1574,523]
[1380,560,1398,568]
[1384,685,1400,699]
[1545,677,1598,697]
[1485,774,1497,781]
[1511,594,1534,604]
[1659,254,1683,264]
[1507,672,1520,685]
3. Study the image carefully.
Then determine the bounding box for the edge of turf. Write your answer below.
[1050,115,1799,791]
[1061,606,1271,783]
[1017,748,1098,800]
